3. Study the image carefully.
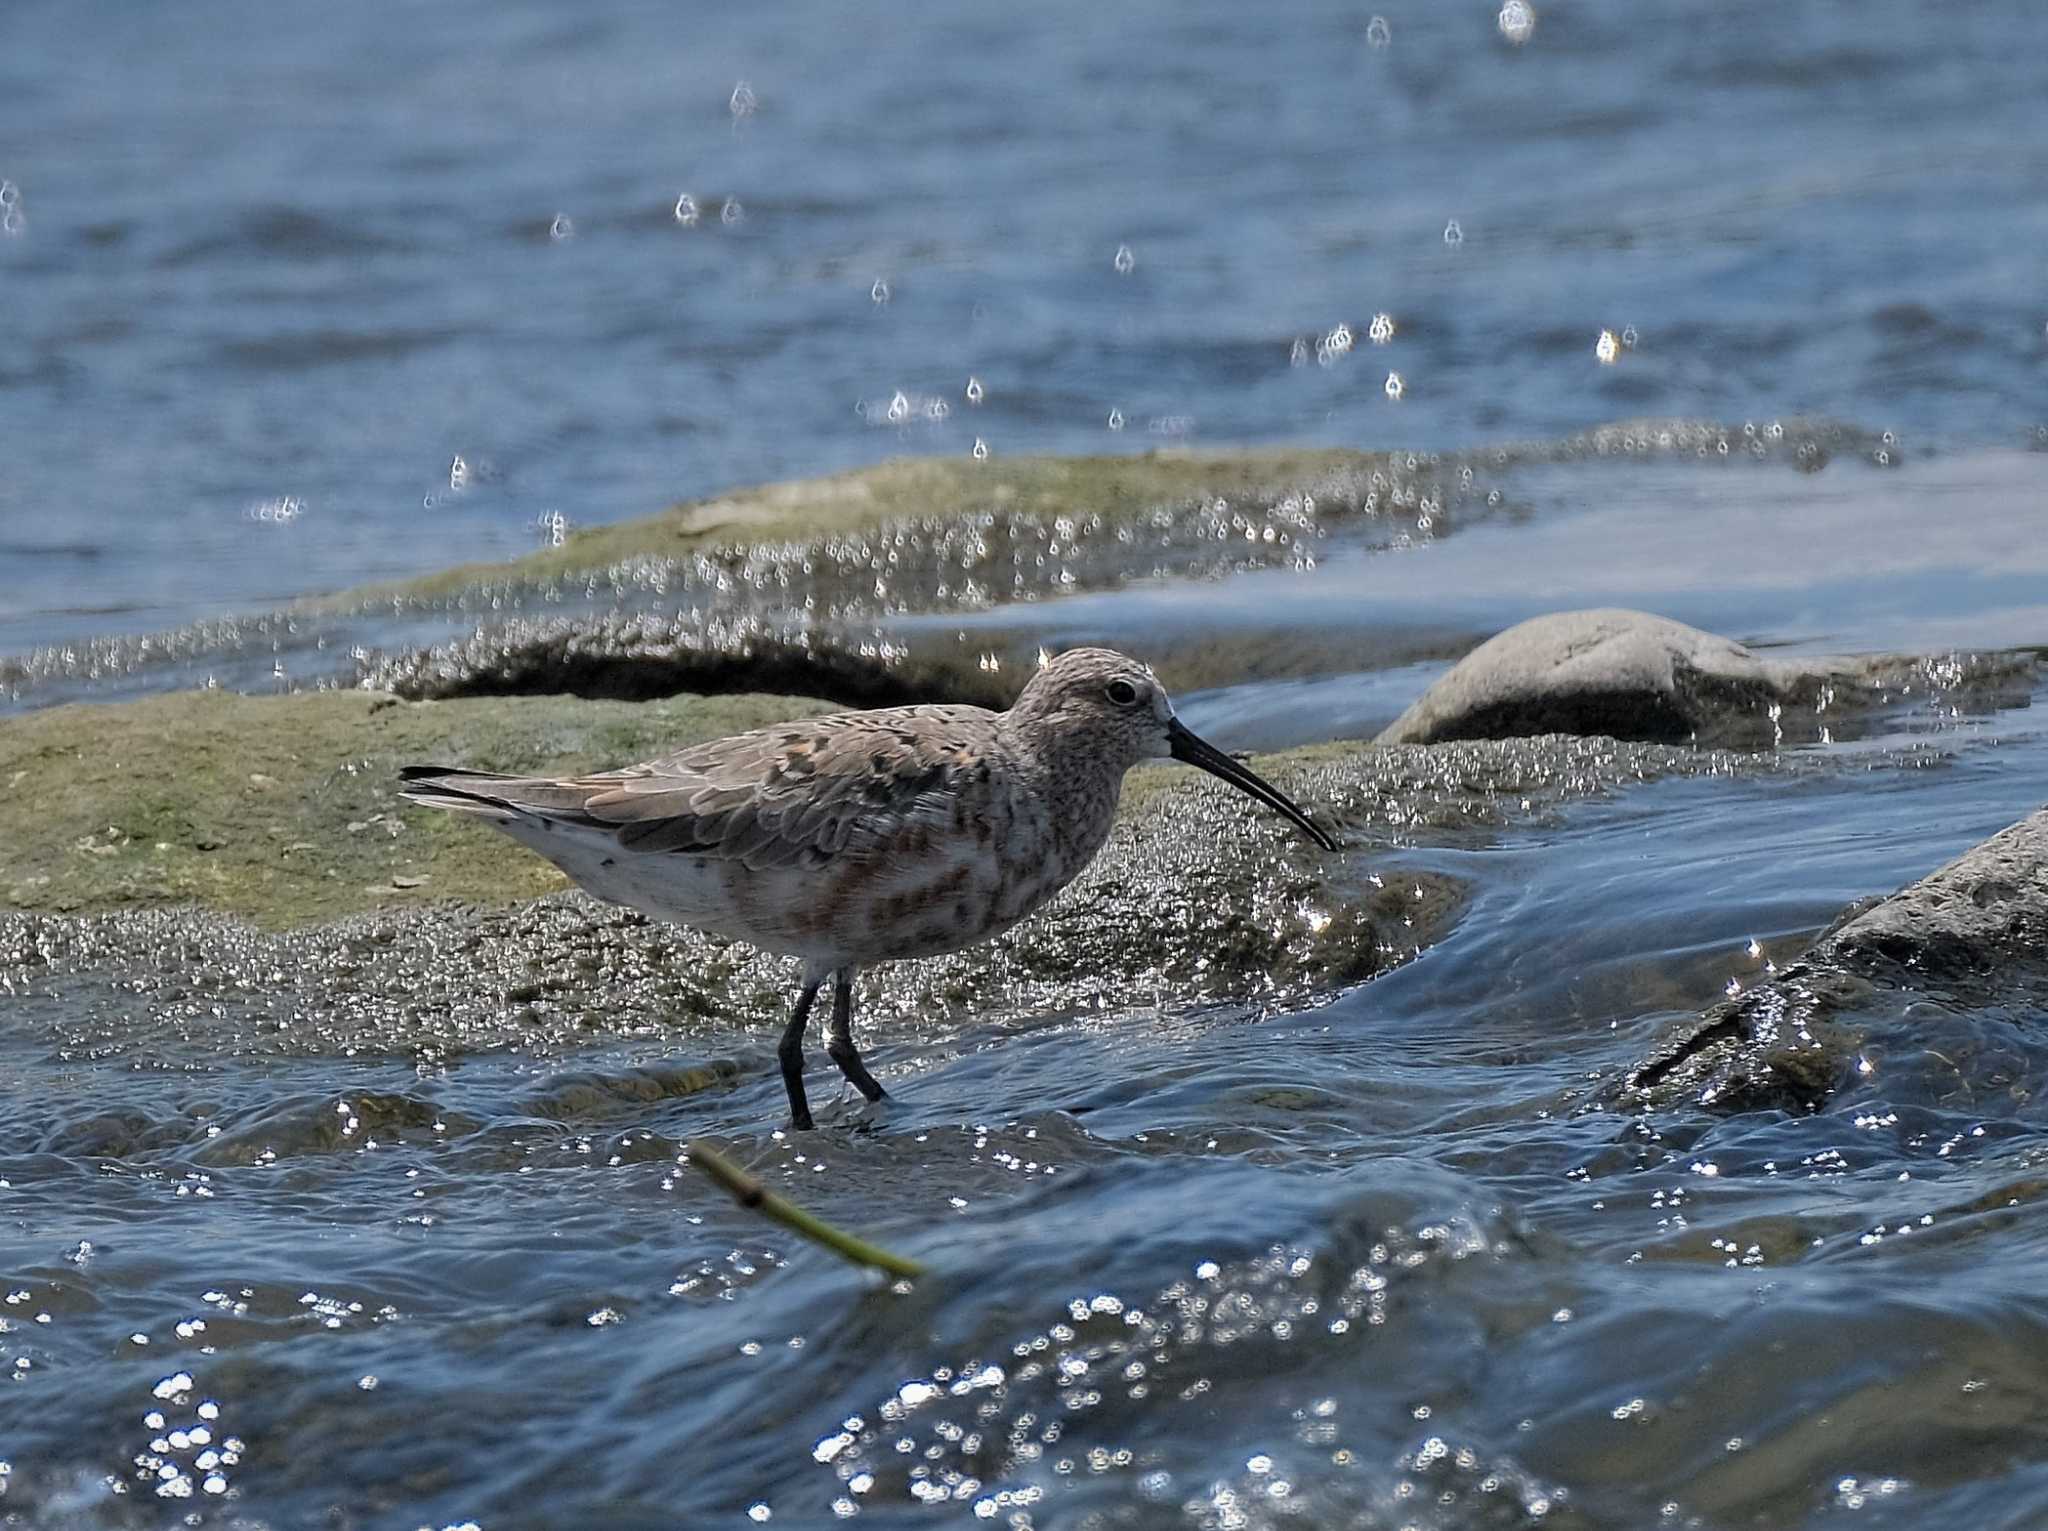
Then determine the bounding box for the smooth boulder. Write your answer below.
[1377,608,2032,748]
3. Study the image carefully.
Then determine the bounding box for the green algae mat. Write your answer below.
[0,689,839,928]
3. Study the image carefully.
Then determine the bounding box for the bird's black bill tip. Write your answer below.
[1166,719,1341,852]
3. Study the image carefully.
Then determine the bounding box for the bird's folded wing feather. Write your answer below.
[568,707,995,869]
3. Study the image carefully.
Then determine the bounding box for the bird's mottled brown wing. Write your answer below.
[570,705,1000,869]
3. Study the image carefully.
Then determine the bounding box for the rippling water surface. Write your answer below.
[7,721,2048,1527]
[4,0,2047,647]
[4,1,2048,1527]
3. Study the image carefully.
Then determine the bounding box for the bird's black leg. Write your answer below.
[825,969,889,1104]
[779,979,823,1131]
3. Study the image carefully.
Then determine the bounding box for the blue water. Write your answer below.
[3,0,2046,649]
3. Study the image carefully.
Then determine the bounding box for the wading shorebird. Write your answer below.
[399,647,1338,1128]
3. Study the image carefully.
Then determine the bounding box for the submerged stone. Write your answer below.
[1615,805,2048,1113]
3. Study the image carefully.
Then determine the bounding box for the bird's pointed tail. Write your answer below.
[397,765,605,825]
[397,766,532,818]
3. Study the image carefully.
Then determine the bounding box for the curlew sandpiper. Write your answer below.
[398,647,1338,1128]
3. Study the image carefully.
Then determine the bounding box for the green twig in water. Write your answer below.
[686,1140,927,1280]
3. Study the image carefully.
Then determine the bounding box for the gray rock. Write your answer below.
[1616,805,2048,1113]
[1377,608,2036,748]
[1823,807,2048,981]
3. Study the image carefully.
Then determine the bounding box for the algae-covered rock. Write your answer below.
[0,681,1783,1065]
[1378,608,2038,749]
[0,688,839,927]
[353,420,1900,608]
[1615,805,2048,1113]
[8,446,1485,715]
[345,449,1388,605]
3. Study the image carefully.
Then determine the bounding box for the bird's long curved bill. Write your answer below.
[1167,719,1339,851]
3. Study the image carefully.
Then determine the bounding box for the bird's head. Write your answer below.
[1009,647,1337,850]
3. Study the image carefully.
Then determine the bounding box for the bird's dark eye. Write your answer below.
[1104,679,1141,707]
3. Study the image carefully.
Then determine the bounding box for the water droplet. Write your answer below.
[549,213,574,241]
[871,278,890,305]
[1290,337,1310,367]
[1498,0,1537,45]
[972,437,989,461]
[1443,219,1464,247]
[448,455,469,490]
[730,81,757,120]
[1384,371,1405,400]
[673,193,699,226]
[1369,312,1395,344]
[721,197,745,226]
[887,391,910,424]
[1621,324,1639,349]
[1325,321,1354,356]
[965,376,985,405]
[0,180,18,208]
[1113,244,1136,275]
[1595,329,1620,364]
[2,207,25,237]
[1366,15,1392,47]
[1107,408,1125,431]
[925,397,949,421]
[246,495,305,525]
